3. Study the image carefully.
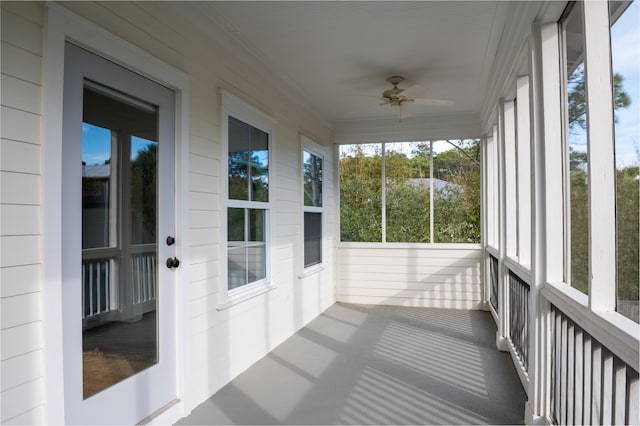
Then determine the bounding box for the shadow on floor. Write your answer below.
[177,303,526,425]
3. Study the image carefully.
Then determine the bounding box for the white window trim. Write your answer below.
[300,136,327,276]
[219,90,277,309]
[42,4,191,423]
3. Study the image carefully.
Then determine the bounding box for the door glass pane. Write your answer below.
[610,0,639,322]
[82,81,159,399]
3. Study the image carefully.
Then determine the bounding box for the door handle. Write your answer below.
[166,257,180,269]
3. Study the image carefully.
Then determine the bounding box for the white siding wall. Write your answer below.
[0,2,46,424]
[2,1,336,421]
[337,245,484,310]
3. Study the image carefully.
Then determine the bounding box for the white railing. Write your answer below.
[508,269,530,372]
[549,303,639,425]
[82,244,156,321]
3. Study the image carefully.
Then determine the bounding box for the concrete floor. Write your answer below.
[177,303,526,425]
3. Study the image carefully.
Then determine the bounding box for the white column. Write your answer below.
[582,0,616,311]
[497,100,510,351]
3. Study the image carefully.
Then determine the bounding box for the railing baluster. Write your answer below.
[602,349,614,424]
[575,328,584,425]
[628,368,639,425]
[613,358,626,425]
[584,335,592,425]
[592,340,603,424]
[568,320,575,425]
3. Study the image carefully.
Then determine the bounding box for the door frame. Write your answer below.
[43,4,190,424]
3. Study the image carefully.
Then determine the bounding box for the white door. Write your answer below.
[61,42,178,424]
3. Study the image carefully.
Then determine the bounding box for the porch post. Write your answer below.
[525,19,562,424]
[496,99,510,351]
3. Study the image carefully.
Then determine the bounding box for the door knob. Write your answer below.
[166,236,176,246]
[166,257,180,269]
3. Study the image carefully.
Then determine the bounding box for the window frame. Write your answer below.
[219,90,277,309]
[300,136,326,275]
[337,139,482,247]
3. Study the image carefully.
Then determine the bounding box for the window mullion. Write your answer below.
[429,140,434,244]
[381,142,386,243]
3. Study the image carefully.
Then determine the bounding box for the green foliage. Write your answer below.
[339,141,480,243]
[130,143,157,245]
[617,165,639,301]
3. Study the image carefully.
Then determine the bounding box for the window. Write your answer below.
[339,140,480,244]
[610,0,639,322]
[302,142,324,268]
[223,93,274,294]
[561,1,589,294]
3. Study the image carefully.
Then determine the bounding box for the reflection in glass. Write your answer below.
[563,2,589,294]
[303,151,323,207]
[339,144,383,242]
[82,123,113,249]
[81,81,159,399]
[304,212,322,267]
[611,0,639,322]
[228,117,269,202]
[227,208,267,289]
[385,142,431,243]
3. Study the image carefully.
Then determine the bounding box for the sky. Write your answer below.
[82,123,156,166]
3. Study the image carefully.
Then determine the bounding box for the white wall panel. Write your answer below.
[0,107,40,144]
[337,246,483,309]
[0,322,42,361]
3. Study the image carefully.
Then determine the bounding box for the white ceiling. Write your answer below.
[177,1,511,126]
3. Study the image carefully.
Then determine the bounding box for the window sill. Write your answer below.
[217,282,277,310]
[298,264,325,279]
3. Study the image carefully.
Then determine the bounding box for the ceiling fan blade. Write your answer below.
[412,98,455,107]
[401,84,427,98]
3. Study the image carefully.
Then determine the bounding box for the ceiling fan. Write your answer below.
[378,75,454,121]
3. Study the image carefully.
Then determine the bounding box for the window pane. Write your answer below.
[340,144,382,242]
[228,208,245,242]
[228,246,247,290]
[433,140,481,243]
[304,212,322,267]
[251,127,269,202]
[249,209,265,242]
[247,243,266,282]
[563,2,589,294]
[385,142,431,243]
[611,0,639,322]
[228,117,250,200]
[304,151,323,207]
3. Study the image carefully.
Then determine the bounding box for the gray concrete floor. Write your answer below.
[177,303,526,425]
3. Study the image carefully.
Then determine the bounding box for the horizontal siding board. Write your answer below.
[189,134,218,158]
[189,153,218,176]
[338,255,480,268]
[189,260,219,282]
[2,405,45,425]
[189,172,219,193]
[0,378,43,422]
[0,140,40,175]
[189,209,219,229]
[337,287,481,300]
[0,75,41,114]
[337,247,482,258]
[1,42,42,85]
[189,244,217,264]
[339,265,480,277]
[1,204,40,236]
[1,350,42,391]
[0,107,40,144]
[0,264,40,298]
[337,295,485,309]
[189,227,218,247]
[0,172,40,205]
[0,2,44,26]
[342,280,482,290]
[0,322,42,361]
[0,236,40,267]
[189,191,219,210]
[0,10,43,55]
[0,293,41,329]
